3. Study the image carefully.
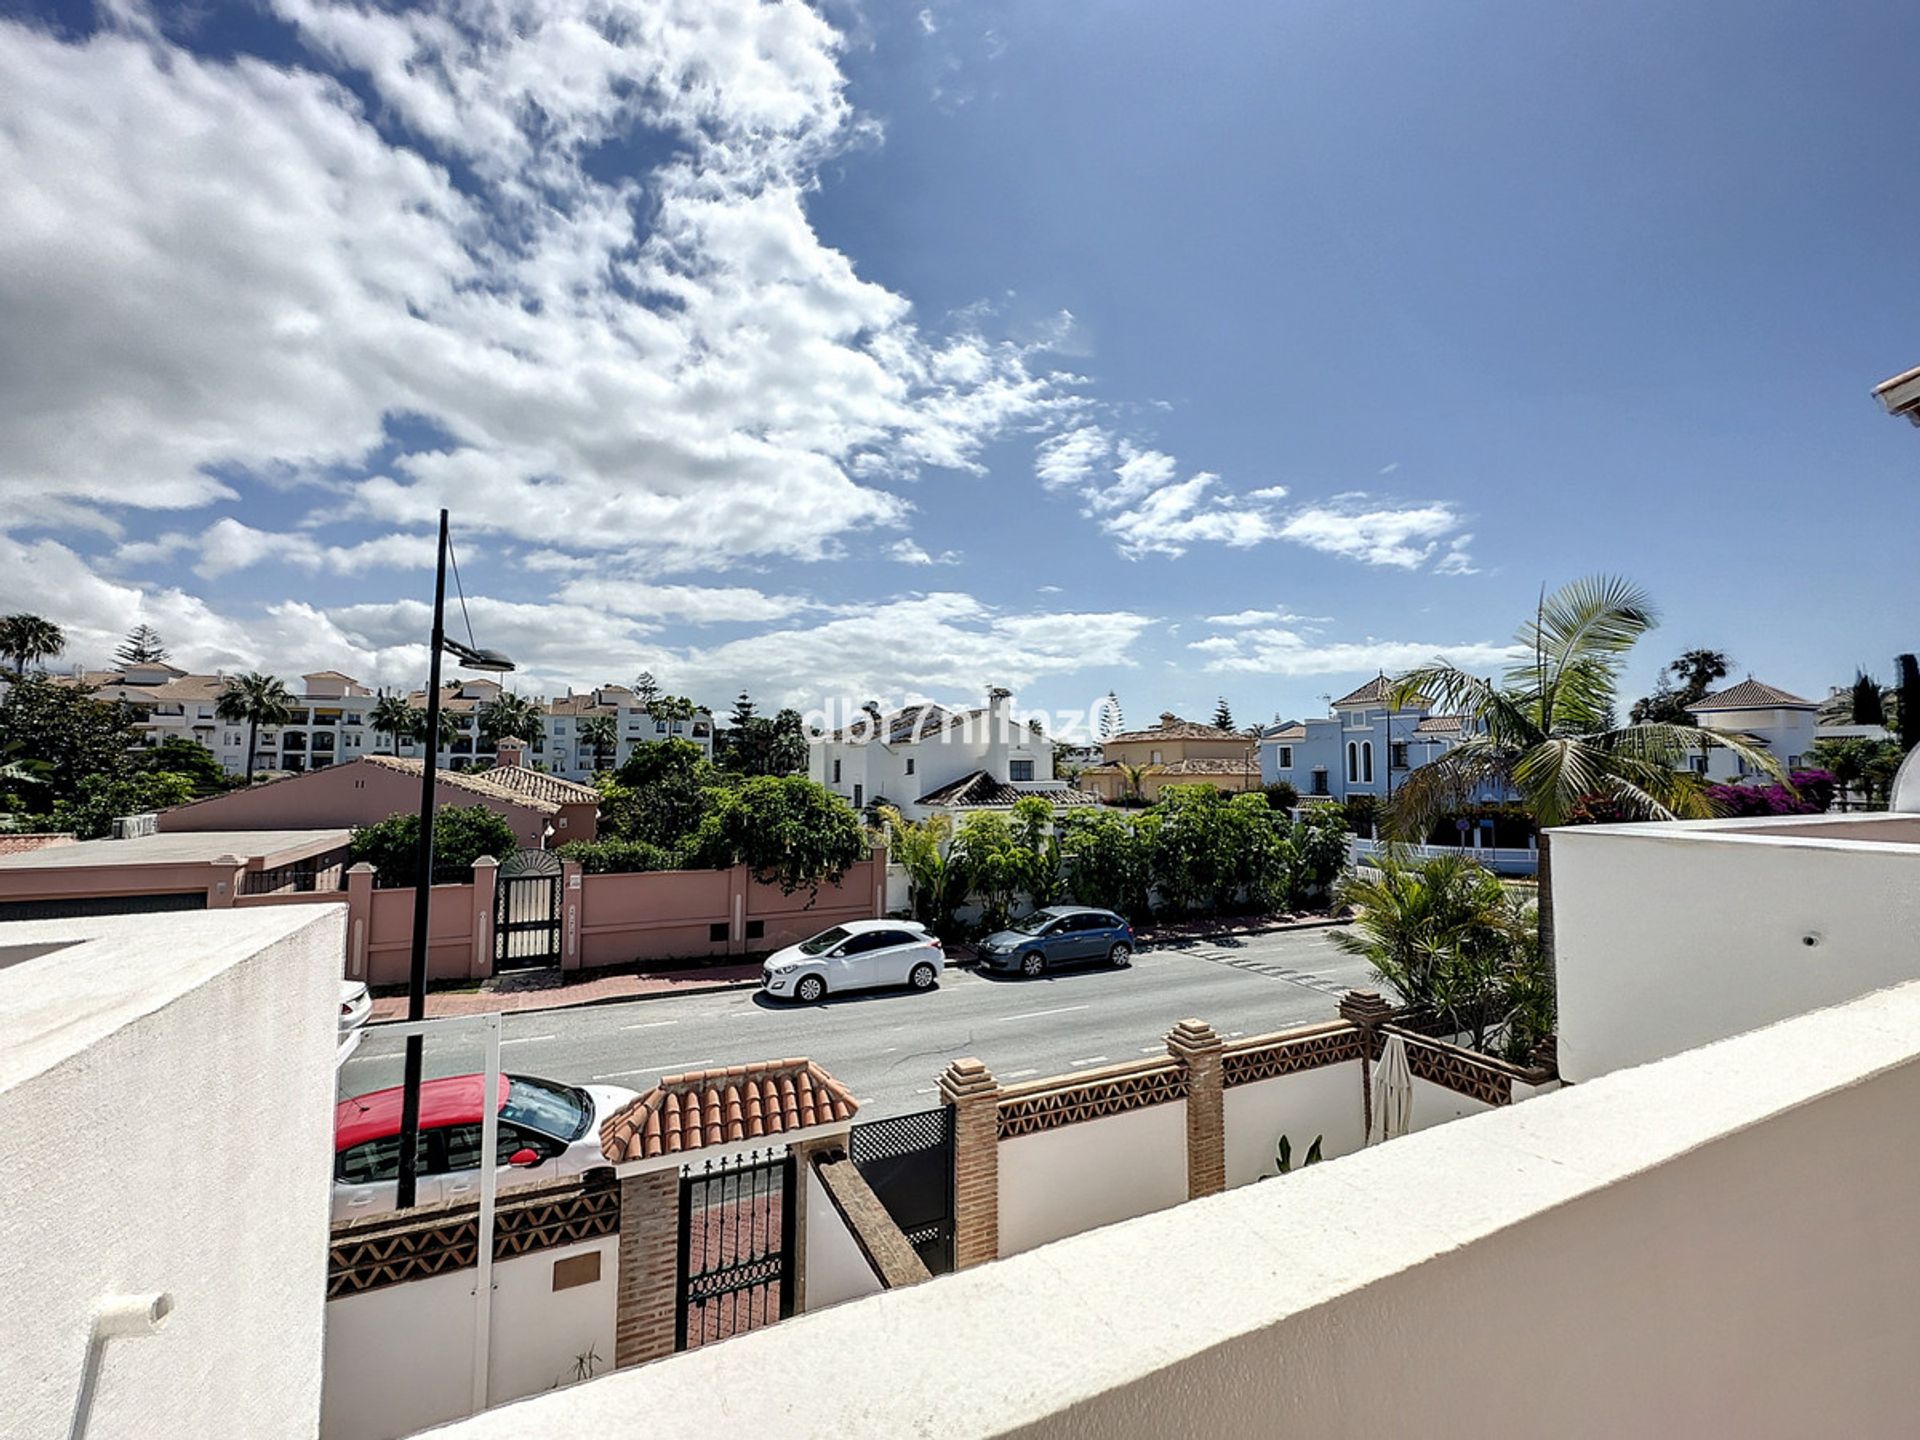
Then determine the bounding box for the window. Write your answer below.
[1362,742,1374,784]
[439,1122,563,1173]
[1150,749,1163,764]
[1009,759,1035,782]
[1346,742,1358,784]
[655,720,667,734]
[853,783,863,807]
[905,758,915,776]
[833,759,842,783]
[1311,768,1330,796]
[335,1132,429,1185]
[1275,745,1293,769]
[1391,742,1408,770]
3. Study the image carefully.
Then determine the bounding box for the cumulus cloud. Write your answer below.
[1190,624,1520,677]
[888,539,960,566]
[1274,497,1467,569]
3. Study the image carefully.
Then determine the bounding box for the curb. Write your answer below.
[369,972,765,1025]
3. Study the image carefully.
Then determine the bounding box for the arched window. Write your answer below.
[1346,742,1358,784]
[1362,742,1374,784]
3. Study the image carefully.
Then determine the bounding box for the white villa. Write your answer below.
[809,688,1095,820]
[1684,678,1818,780]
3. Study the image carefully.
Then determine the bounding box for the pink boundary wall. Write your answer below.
[233,847,887,986]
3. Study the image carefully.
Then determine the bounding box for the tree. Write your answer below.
[369,694,413,753]
[114,625,169,666]
[1387,577,1779,994]
[478,691,543,751]
[133,736,230,796]
[604,739,717,851]
[1097,691,1123,740]
[47,771,196,840]
[728,691,757,729]
[950,810,1027,931]
[1288,806,1351,907]
[693,776,867,894]
[0,677,142,804]
[349,804,519,887]
[1058,808,1154,918]
[577,714,618,772]
[405,706,464,753]
[1212,697,1235,731]
[1629,647,1731,725]
[1811,736,1906,808]
[1117,761,1154,806]
[215,672,295,783]
[1263,779,1300,811]
[877,806,963,932]
[1897,654,1920,753]
[554,838,677,874]
[721,704,808,776]
[1849,671,1887,727]
[633,671,661,710]
[0,613,65,677]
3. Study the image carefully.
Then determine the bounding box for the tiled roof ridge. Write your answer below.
[1688,678,1815,710]
[598,1057,859,1162]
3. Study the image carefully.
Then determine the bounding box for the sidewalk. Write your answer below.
[368,960,764,1022]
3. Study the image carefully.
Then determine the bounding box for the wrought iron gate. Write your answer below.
[676,1149,796,1351]
[848,1106,954,1275]
[494,848,562,970]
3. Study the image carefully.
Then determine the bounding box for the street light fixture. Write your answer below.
[396,508,515,1210]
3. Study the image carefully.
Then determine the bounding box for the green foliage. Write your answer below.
[695,776,868,894]
[1898,654,1920,752]
[46,771,195,840]
[577,714,618,770]
[720,705,808,776]
[877,806,963,931]
[0,677,143,805]
[215,672,295,782]
[1211,696,1235,730]
[349,804,520,887]
[1340,793,1380,836]
[0,613,66,676]
[1058,807,1155,918]
[555,838,678,874]
[479,692,544,749]
[114,625,169,665]
[1287,805,1350,906]
[1275,1134,1324,1175]
[1809,737,1906,808]
[950,810,1027,931]
[1332,851,1550,1061]
[369,695,413,751]
[408,706,464,750]
[603,738,717,851]
[1009,796,1064,908]
[1262,779,1299,811]
[1147,786,1269,916]
[133,737,232,796]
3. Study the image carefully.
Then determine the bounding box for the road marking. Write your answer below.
[878,1046,900,1054]
[857,1097,876,1106]
[914,1086,937,1095]
[594,1061,713,1080]
[1139,1046,1163,1055]
[994,1004,1090,1023]
[1070,1055,1109,1067]
[619,1019,679,1031]
[1003,1068,1040,1079]
[499,1034,555,1046]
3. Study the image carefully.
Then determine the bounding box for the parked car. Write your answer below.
[333,1072,639,1220]
[761,919,944,1002]
[973,906,1135,977]
[338,979,372,1036]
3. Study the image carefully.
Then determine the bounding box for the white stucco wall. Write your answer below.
[1552,817,1920,1082]
[1221,1062,1364,1186]
[427,977,1920,1440]
[1407,1077,1494,1132]
[802,1166,884,1313]
[1,906,343,1440]
[321,1234,617,1440]
[998,1101,1187,1257]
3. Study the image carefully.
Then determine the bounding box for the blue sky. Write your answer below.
[1,0,1915,735]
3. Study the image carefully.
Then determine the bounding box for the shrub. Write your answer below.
[45,771,196,840]
[350,804,519,887]
[1261,779,1299,811]
[694,775,867,894]
[556,838,679,874]
[1288,805,1350,906]
[1058,807,1154,918]
[1704,769,1836,818]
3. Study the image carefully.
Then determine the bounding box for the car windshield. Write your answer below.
[1007,910,1061,935]
[502,1076,592,1141]
[798,926,852,955]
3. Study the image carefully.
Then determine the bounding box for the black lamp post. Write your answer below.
[396,508,514,1210]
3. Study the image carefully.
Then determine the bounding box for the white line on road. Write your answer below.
[594,1061,714,1080]
[914,1086,937,1095]
[619,1019,680,1031]
[1003,1068,1039,1079]
[1070,1055,1110,1067]
[1139,1046,1163,1054]
[994,1004,1090,1023]
[499,1034,555,1046]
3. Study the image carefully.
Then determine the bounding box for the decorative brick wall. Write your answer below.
[614,1170,681,1369]
[940,1057,1000,1270]
[1166,1019,1225,1199]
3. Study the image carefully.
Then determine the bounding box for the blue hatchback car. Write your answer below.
[973,906,1135,977]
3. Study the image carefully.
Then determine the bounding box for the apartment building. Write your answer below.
[542,685,715,781]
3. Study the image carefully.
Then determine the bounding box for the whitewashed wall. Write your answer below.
[2,908,341,1440]
[1553,817,1920,1082]
[1406,1077,1495,1132]
[321,1235,617,1440]
[803,1166,884,1313]
[998,1102,1187,1257]
[1222,1061,1364,1187]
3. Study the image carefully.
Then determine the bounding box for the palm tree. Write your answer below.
[368,694,412,753]
[578,714,618,772]
[0,613,65,678]
[1118,761,1156,805]
[215,672,296,783]
[479,691,543,752]
[1386,576,1781,984]
[406,707,463,754]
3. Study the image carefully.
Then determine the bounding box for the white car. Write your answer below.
[338,979,372,1036]
[333,1073,640,1220]
[761,919,944,1002]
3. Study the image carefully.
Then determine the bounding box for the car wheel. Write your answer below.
[796,975,826,1003]
[1109,942,1132,968]
[1020,951,1045,978]
[909,962,937,991]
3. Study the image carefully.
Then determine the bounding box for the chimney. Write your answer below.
[495,736,528,770]
[1159,711,1178,728]
[986,686,1013,776]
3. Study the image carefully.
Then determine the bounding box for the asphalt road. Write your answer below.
[337,927,1377,1119]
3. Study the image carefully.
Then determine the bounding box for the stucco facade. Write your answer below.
[809,690,1064,819]
[1081,712,1259,802]
[1687,679,1819,781]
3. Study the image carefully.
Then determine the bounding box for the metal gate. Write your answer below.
[848,1106,954,1275]
[494,848,561,970]
[676,1149,795,1351]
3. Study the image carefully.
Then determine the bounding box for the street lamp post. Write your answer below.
[396,508,515,1211]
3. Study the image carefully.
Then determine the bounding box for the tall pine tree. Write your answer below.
[1211,697,1235,731]
[115,625,169,666]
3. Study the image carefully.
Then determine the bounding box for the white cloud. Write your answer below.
[1191,623,1521,677]
[1434,535,1480,576]
[1246,485,1290,501]
[888,538,960,566]
[551,576,816,625]
[1274,497,1466,569]
[0,3,1074,572]
[1205,607,1322,627]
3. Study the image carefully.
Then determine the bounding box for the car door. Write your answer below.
[440,1121,564,1205]
[334,1132,438,1220]
[867,928,920,985]
[1062,914,1104,965]
[830,930,885,990]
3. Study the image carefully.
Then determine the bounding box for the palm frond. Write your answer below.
[1384,742,1512,839]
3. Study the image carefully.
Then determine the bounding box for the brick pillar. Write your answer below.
[614,1169,681,1368]
[469,855,498,981]
[1339,988,1395,1144]
[345,863,374,981]
[1166,1018,1225,1199]
[940,1057,1000,1269]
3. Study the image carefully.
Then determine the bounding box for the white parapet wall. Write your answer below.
[1552,812,1920,1082]
[998,1101,1188,1258]
[425,976,1920,1440]
[1,906,344,1440]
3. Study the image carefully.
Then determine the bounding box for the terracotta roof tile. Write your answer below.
[1103,714,1240,744]
[358,754,598,812]
[1412,714,1466,735]
[914,769,1102,809]
[599,1058,860,1163]
[1687,679,1814,711]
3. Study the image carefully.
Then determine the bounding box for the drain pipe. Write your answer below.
[68,1293,173,1440]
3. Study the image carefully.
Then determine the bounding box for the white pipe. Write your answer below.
[69,1293,174,1440]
